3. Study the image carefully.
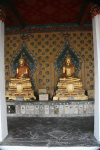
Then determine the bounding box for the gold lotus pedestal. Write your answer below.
[6,78,36,101]
[53,77,88,101]
[6,54,36,101]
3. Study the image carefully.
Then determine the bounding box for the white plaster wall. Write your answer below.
[92,14,100,141]
[0,21,8,141]
[0,146,98,150]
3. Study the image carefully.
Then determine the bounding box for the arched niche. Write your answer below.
[54,40,82,82]
[10,42,38,89]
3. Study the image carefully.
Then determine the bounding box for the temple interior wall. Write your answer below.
[4,30,94,97]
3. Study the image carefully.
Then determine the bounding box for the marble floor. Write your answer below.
[0,117,100,147]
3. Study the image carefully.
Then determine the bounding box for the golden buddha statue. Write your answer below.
[53,53,88,101]
[62,53,76,78]
[6,54,36,101]
[16,54,30,78]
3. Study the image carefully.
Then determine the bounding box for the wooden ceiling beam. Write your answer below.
[7,0,26,28]
[5,8,21,28]
[79,2,91,25]
[77,0,87,25]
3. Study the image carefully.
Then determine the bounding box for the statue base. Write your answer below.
[53,77,88,101]
[53,95,88,101]
[6,78,36,101]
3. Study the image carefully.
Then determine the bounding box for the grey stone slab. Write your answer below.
[1,117,99,147]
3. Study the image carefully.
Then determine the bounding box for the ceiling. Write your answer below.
[0,0,98,29]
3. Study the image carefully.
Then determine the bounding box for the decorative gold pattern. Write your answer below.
[5,31,94,96]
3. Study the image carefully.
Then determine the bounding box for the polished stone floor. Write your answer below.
[1,117,100,147]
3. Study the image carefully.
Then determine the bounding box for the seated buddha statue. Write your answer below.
[62,53,76,78]
[16,54,30,78]
[53,53,88,101]
[6,54,36,101]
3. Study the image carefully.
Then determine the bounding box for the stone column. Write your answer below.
[91,3,100,141]
[0,7,8,142]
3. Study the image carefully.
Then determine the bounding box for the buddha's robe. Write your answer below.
[65,65,75,77]
[16,65,30,78]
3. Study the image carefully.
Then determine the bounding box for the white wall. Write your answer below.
[0,20,8,141]
[92,14,100,142]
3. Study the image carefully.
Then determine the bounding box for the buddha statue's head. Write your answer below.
[66,53,72,66]
[19,54,25,66]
